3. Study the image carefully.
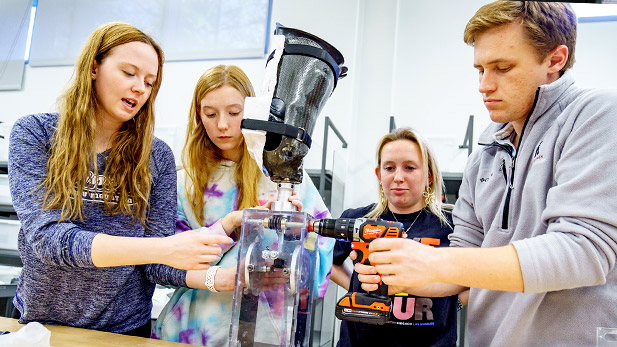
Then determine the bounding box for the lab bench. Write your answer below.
[0,317,193,346]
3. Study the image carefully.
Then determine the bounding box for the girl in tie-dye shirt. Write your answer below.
[152,65,334,346]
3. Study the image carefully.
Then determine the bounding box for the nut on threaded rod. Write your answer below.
[247,215,305,232]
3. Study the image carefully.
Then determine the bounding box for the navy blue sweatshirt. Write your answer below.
[8,113,186,333]
[333,204,457,347]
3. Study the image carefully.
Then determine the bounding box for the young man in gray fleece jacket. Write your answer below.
[354,2,617,345]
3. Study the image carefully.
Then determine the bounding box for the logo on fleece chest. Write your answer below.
[532,141,545,163]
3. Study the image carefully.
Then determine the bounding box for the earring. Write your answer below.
[423,187,436,206]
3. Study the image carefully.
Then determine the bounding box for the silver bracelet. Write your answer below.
[205,266,220,292]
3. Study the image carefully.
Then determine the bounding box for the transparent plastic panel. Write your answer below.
[329,149,347,218]
[598,327,617,346]
[230,209,317,347]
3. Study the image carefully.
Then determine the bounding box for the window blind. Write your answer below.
[28,0,270,66]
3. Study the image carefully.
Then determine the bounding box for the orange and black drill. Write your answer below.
[308,218,405,325]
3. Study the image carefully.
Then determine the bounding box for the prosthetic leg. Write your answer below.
[229,24,346,346]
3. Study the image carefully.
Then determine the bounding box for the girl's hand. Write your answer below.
[221,210,243,235]
[289,192,303,211]
[210,266,290,292]
[221,202,272,234]
[161,232,232,270]
[185,267,236,291]
[262,191,303,212]
[350,249,407,295]
[213,267,237,291]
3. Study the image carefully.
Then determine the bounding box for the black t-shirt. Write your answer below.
[332,204,457,347]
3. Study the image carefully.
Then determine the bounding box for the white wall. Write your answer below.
[392,0,490,172]
[1,0,617,211]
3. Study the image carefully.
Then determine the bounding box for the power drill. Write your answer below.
[308,218,405,325]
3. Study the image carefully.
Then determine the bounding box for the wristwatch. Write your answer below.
[205,266,220,292]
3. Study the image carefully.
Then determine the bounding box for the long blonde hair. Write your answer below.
[182,65,261,224]
[41,22,164,226]
[366,128,451,225]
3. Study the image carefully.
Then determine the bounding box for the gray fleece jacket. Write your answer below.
[450,71,617,346]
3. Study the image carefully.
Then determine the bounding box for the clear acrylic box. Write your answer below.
[229,208,317,347]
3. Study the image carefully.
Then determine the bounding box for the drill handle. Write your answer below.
[352,242,370,264]
[372,281,388,298]
[352,241,389,299]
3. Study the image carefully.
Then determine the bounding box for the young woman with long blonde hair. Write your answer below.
[8,22,230,337]
[330,128,458,347]
[153,64,334,346]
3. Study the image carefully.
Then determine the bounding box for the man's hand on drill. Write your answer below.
[354,239,470,298]
[353,238,443,295]
[349,249,407,295]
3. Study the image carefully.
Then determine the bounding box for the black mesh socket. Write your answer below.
[265,98,285,151]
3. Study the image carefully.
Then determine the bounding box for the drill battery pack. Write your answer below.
[335,292,391,325]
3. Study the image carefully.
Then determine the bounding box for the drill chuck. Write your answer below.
[309,218,356,241]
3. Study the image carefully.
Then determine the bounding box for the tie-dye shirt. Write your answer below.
[152,160,334,346]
